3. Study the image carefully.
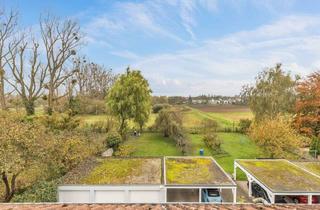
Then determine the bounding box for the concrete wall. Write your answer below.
[58,185,165,203]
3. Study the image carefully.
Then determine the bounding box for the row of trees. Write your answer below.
[0,10,115,115]
[241,63,320,158]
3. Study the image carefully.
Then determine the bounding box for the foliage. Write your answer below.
[41,112,80,130]
[154,109,183,137]
[295,71,320,137]
[114,145,135,156]
[238,118,252,134]
[249,115,302,158]
[154,109,189,154]
[107,68,152,138]
[44,131,103,178]
[85,118,118,133]
[105,132,122,150]
[11,179,58,202]
[152,103,171,113]
[76,95,107,115]
[241,63,297,121]
[203,133,222,154]
[200,119,218,134]
[0,112,47,202]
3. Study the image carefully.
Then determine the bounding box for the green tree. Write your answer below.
[107,68,152,138]
[241,63,297,120]
[154,109,183,137]
[154,109,189,154]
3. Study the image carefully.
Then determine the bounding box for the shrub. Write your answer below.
[154,109,183,137]
[152,103,171,113]
[114,145,135,156]
[249,115,302,158]
[44,131,103,177]
[106,132,122,150]
[239,118,252,133]
[201,119,218,134]
[12,180,58,202]
[41,112,80,130]
[203,133,222,153]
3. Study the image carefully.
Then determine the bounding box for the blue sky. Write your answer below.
[1,0,320,96]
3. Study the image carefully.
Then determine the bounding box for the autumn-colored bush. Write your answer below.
[114,145,135,156]
[45,131,103,177]
[0,112,48,202]
[249,115,303,158]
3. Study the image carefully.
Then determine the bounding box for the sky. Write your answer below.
[1,0,320,96]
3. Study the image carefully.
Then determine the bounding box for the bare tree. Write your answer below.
[40,15,82,114]
[5,37,47,115]
[0,10,18,110]
[73,56,115,99]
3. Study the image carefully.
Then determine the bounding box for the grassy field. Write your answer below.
[77,113,157,129]
[181,105,253,129]
[124,133,183,156]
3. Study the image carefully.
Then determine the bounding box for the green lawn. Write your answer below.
[124,132,263,179]
[124,133,182,156]
[188,133,263,176]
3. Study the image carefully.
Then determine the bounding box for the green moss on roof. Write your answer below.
[237,160,320,192]
[293,161,320,176]
[80,158,162,185]
[165,157,234,185]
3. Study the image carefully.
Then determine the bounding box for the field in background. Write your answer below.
[182,105,253,129]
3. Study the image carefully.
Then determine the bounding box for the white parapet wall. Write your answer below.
[58,185,166,203]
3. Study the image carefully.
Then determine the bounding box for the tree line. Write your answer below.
[0,10,116,115]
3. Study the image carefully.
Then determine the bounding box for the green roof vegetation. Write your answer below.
[64,158,162,185]
[165,157,234,185]
[293,161,320,176]
[237,159,320,192]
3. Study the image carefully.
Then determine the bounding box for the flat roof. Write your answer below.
[292,161,320,177]
[236,159,320,193]
[63,157,162,185]
[165,156,235,186]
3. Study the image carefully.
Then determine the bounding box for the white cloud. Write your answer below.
[129,15,320,96]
